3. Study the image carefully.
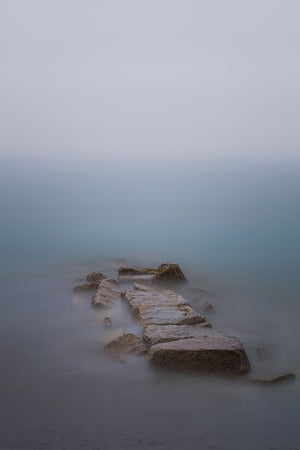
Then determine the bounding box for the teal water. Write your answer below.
[0,159,299,449]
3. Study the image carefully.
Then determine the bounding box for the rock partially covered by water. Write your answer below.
[104,333,147,358]
[155,262,187,284]
[147,334,250,374]
[86,272,107,283]
[122,287,207,326]
[118,267,157,283]
[251,373,295,384]
[143,324,212,345]
[73,282,99,293]
[92,279,121,308]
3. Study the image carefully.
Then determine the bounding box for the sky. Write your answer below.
[0,0,299,161]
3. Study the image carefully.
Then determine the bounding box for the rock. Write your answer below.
[86,272,108,283]
[104,317,112,328]
[92,279,121,308]
[147,334,250,374]
[201,302,216,313]
[119,274,156,283]
[104,333,147,358]
[133,283,153,292]
[143,324,213,345]
[122,288,207,326]
[118,267,157,283]
[255,347,270,362]
[73,282,99,293]
[155,262,187,284]
[251,373,295,384]
[118,267,156,277]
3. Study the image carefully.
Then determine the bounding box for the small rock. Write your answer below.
[255,347,269,362]
[73,282,99,293]
[104,317,112,327]
[201,301,216,313]
[104,333,147,358]
[86,272,107,283]
[155,262,187,284]
[251,373,295,384]
[92,279,121,308]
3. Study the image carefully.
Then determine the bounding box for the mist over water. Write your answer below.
[0,158,299,449]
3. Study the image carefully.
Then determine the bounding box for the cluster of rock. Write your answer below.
[74,262,251,374]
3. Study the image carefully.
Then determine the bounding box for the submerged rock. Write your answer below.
[104,333,147,358]
[118,267,156,277]
[143,324,213,345]
[86,272,107,283]
[73,282,99,293]
[147,334,250,374]
[122,288,206,326]
[104,317,112,328]
[255,347,270,362]
[201,301,216,313]
[251,373,295,384]
[118,267,157,283]
[155,262,187,284]
[92,279,121,308]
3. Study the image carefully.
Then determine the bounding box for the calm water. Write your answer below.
[0,159,300,449]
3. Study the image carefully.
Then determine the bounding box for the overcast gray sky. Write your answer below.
[0,0,299,160]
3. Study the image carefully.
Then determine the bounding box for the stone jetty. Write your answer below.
[75,262,250,374]
[123,283,250,373]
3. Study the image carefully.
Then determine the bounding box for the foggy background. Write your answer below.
[0,0,299,161]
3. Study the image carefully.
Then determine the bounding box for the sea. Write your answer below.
[0,157,299,449]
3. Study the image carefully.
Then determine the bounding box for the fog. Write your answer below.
[1,0,300,161]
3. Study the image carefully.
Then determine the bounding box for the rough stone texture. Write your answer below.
[251,373,295,384]
[92,279,121,308]
[73,282,99,293]
[143,324,213,345]
[155,262,187,284]
[118,267,156,277]
[122,289,206,325]
[147,335,250,373]
[86,272,108,283]
[104,333,147,357]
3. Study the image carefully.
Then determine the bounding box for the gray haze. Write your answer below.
[0,0,299,160]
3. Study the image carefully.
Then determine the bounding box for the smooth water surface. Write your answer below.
[0,159,299,449]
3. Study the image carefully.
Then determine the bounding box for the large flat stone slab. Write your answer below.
[143,324,212,345]
[92,279,121,308]
[147,334,250,373]
[122,289,206,325]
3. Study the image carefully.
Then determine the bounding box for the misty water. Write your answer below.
[0,159,300,450]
